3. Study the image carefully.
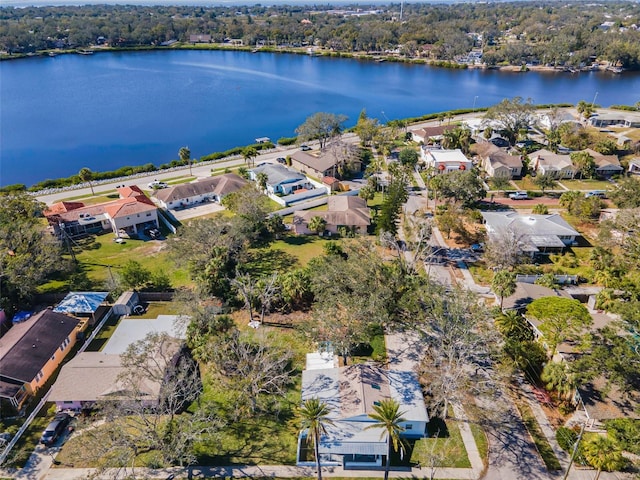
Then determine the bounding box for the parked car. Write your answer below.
[585,190,607,199]
[300,145,312,151]
[509,191,529,200]
[40,413,71,446]
[148,180,168,189]
[490,137,510,148]
[145,227,161,239]
[276,157,286,164]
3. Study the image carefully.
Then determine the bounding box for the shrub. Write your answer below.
[277,136,297,146]
[556,427,578,453]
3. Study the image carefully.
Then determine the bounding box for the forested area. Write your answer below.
[1,1,640,69]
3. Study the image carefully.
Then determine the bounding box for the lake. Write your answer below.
[1,49,639,187]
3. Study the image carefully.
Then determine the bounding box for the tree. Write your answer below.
[376,174,409,235]
[256,171,268,192]
[417,286,493,418]
[489,176,511,195]
[299,398,334,480]
[582,436,626,480]
[533,172,557,193]
[119,259,151,290]
[295,112,348,150]
[179,146,192,175]
[308,216,327,235]
[84,332,219,472]
[491,270,516,309]
[570,151,595,179]
[540,361,575,400]
[0,193,63,312]
[398,148,419,168]
[354,109,380,147]
[483,226,528,269]
[526,297,592,356]
[429,170,486,207]
[366,399,406,480]
[532,203,548,214]
[576,100,595,123]
[359,185,375,202]
[609,177,640,208]
[483,97,537,146]
[242,146,258,167]
[495,310,533,342]
[207,328,293,414]
[78,167,95,195]
[441,126,471,154]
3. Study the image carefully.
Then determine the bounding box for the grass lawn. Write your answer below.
[411,417,471,468]
[512,396,562,471]
[85,313,121,351]
[558,179,613,191]
[267,235,333,266]
[2,405,56,468]
[512,177,544,191]
[39,233,191,293]
[467,261,493,286]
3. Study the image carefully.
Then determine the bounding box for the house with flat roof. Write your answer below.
[292,196,370,235]
[475,142,523,179]
[0,309,85,409]
[45,186,159,238]
[481,211,580,255]
[297,363,428,468]
[420,148,473,174]
[249,163,313,195]
[530,149,577,179]
[588,112,640,128]
[154,173,248,210]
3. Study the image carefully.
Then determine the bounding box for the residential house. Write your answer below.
[0,309,85,409]
[45,186,159,238]
[537,110,580,130]
[475,142,523,179]
[529,149,577,179]
[154,173,248,210]
[481,211,580,255]
[582,149,624,179]
[297,363,428,468]
[290,147,362,180]
[53,291,110,326]
[189,34,211,43]
[49,314,188,411]
[588,112,640,128]
[249,163,313,195]
[322,176,341,192]
[629,158,640,175]
[420,148,473,174]
[292,196,370,235]
[575,379,640,428]
[410,125,456,145]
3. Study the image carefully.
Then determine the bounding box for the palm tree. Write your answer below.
[242,146,258,167]
[179,146,192,175]
[308,216,327,235]
[366,399,407,480]
[299,398,333,480]
[491,270,517,309]
[78,167,95,195]
[582,436,626,480]
[495,310,532,341]
[256,172,268,192]
[540,361,575,400]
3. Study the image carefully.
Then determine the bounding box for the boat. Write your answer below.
[77,50,94,55]
[48,52,57,57]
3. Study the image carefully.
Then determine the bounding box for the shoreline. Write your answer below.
[0,44,630,75]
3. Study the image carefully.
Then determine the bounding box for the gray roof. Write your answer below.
[101,315,186,354]
[482,212,579,238]
[294,196,370,228]
[155,173,248,203]
[250,163,306,186]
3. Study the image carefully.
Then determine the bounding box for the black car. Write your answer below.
[40,413,71,446]
[276,157,286,164]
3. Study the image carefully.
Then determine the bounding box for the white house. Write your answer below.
[249,163,313,195]
[421,148,473,174]
[297,363,428,469]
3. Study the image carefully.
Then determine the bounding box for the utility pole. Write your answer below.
[562,422,585,480]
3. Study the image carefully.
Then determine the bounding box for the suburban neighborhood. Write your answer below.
[1,102,640,480]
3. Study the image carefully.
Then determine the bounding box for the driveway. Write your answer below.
[167,202,224,221]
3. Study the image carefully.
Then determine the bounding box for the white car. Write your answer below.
[148,181,168,189]
[509,191,529,200]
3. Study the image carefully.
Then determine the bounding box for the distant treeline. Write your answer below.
[1,2,640,69]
